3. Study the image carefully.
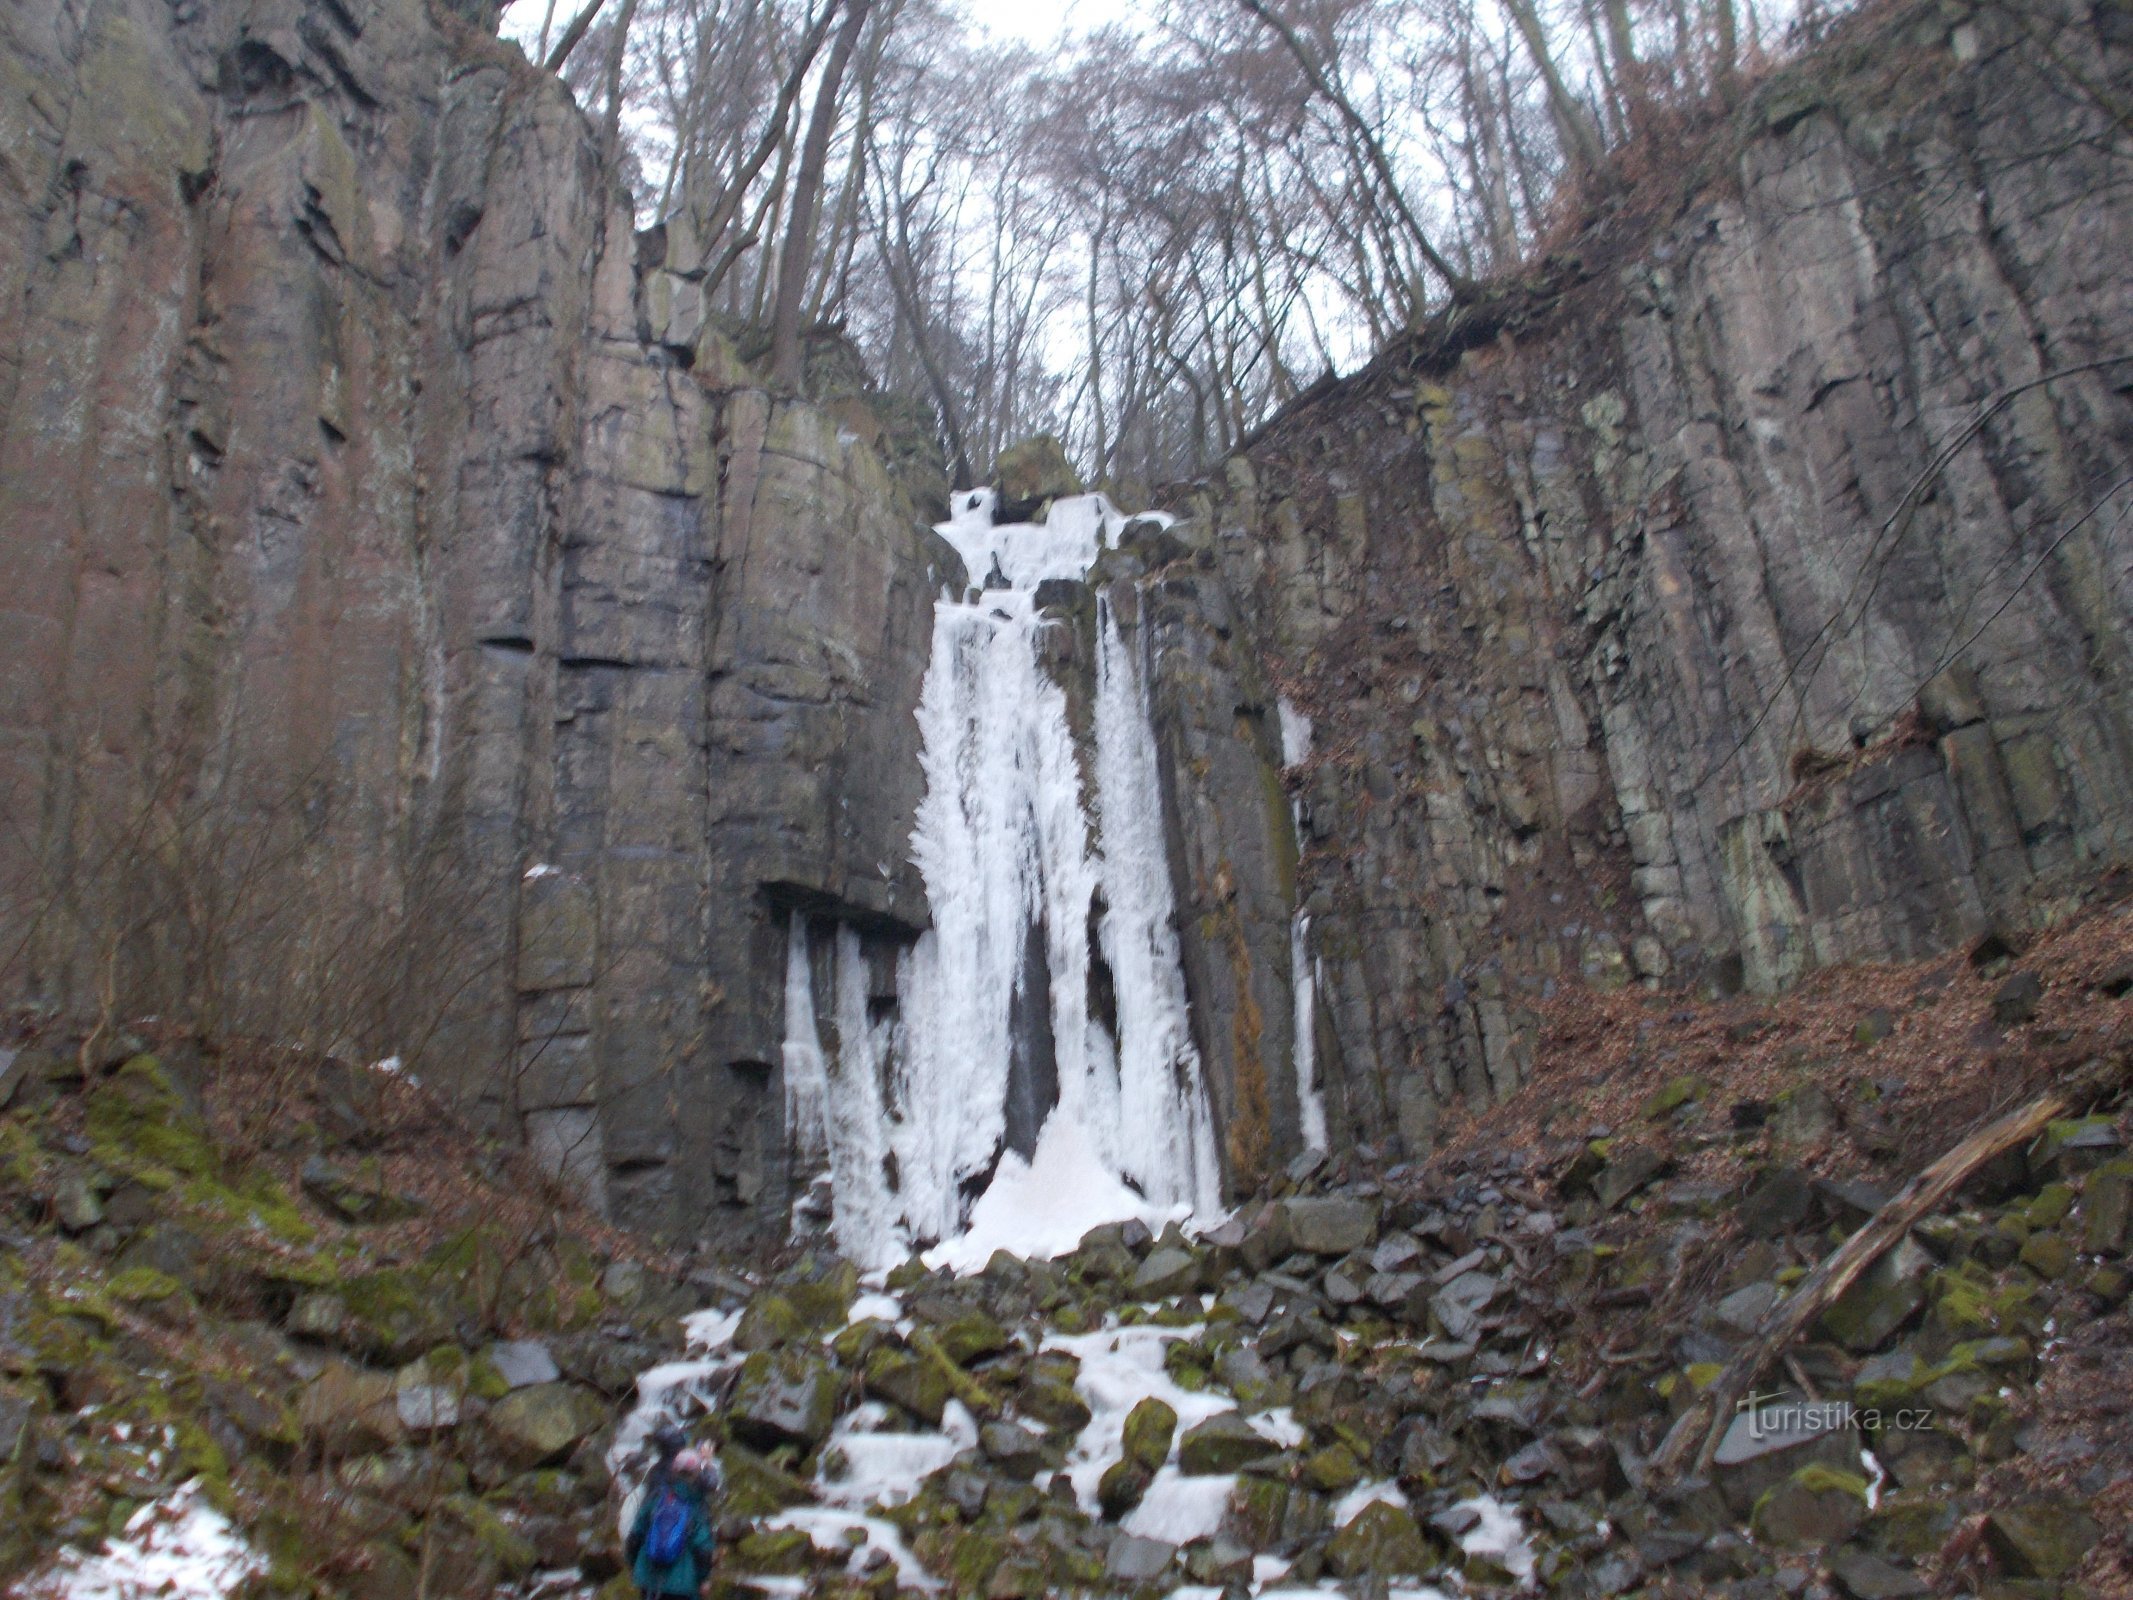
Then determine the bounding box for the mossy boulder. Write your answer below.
[1302,1442,1365,1493]
[730,1348,837,1453]
[862,1342,951,1426]
[931,1308,1009,1367]
[1016,1373,1090,1432]
[1121,1396,1177,1474]
[300,1361,405,1455]
[2083,1159,2133,1254]
[1324,1500,1433,1576]
[719,1443,818,1518]
[1750,1465,1869,1548]
[2031,1115,2120,1179]
[85,1056,214,1181]
[992,436,1083,514]
[1820,1239,1932,1352]
[1642,1075,1706,1120]
[107,1266,183,1305]
[1861,1496,1961,1559]
[1098,1456,1153,1521]
[338,1269,456,1365]
[733,1526,818,1575]
[1129,1247,1200,1300]
[1983,1500,2099,1579]
[300,1154,425,1225]
[1178,1411,1278,1474]
[484,1382,608,1469]
[782,1256,860,1330]
[1221,1473,1291,1550]
[2017,1230,2074,1280]
[734,1292,806,1351]
[829,1316,896,1368]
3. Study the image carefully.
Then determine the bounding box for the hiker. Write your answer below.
[624,1423,716,1599]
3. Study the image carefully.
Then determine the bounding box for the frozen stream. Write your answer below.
[787,490,1223,1270]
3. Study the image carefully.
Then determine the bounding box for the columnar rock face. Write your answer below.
[1160,0,2133,1154]
[0,0,952,1241]
[5,0,2131,1245]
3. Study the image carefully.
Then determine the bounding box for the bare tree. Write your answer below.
[771,0,874,385]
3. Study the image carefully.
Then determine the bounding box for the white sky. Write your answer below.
[502,0,1147,52]
[964,0,1145,46]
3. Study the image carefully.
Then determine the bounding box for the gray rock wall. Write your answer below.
[6,0,2130,1240]
[1162,0,2133,1158]
[0,0,951,1242]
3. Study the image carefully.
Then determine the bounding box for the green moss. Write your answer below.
[1641,1076,1706,1120]
[0,1116,41,1187]
[85,1056,216,1181]
[2024,1184,2075,1229]
[1928,1269,2001,1341]
[1790,1464,1870,1497]
[108,1266,182,1303]
[468,1353,511,1402]
[183,1169,315,1245]
[439,1493,537,1578]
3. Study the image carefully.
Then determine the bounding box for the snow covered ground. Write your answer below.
[18,1481,265,1600]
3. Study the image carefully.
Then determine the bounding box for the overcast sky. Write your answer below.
[964,0,1145,46]
[503,0,1150,53]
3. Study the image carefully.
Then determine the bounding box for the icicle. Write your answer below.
[1091,596,1221,1215]
[1277,694,1327,1151]
[825,926,895,1263]
[1292,913,1328,1152]
[782,914,828,1163]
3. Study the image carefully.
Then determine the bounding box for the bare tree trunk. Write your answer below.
[1459,38,1520,268]
[1604,0,1641,91]
[1086,221,1108,480]
[544,0,610,73]
[1502,0,1608,174]
[771,0,874,388]
[599,0,643,161]
[1578,0,1629,140]
[680,3,842,283]
[1234,0,1471,301]
[1710,0,1740,93]
[536,0,561,62]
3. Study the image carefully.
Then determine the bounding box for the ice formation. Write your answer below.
[1277,697,1328,1152]
[786,489,1222,1267]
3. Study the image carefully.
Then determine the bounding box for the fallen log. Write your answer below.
[1651,1054,2126,1482]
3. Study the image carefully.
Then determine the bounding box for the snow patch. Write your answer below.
[1332,1478,1408,1525]
[1276,697,1312,767]
[923,1117,1190,1274]
[19,1480,265,1600]
[763,1507,939,1588]
[1456,1494,1536,1580]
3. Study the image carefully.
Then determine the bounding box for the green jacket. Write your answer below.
[626,1472,714,1596]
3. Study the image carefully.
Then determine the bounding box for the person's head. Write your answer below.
[674,1446,710,1482]
[650,1421,687,1464]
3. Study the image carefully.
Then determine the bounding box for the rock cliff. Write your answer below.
[1161,0,2133,1157]
[3,0,2130,1244]
[0,0,955,1242]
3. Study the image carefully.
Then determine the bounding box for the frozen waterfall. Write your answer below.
[785,489,1222,1268]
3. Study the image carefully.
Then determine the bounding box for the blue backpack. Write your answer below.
[645,1483,691,1568]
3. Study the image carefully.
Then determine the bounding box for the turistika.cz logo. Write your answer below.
[1737,1390,1936,1438]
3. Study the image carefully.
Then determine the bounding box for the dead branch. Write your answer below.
[1650,1052,2128,1481]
